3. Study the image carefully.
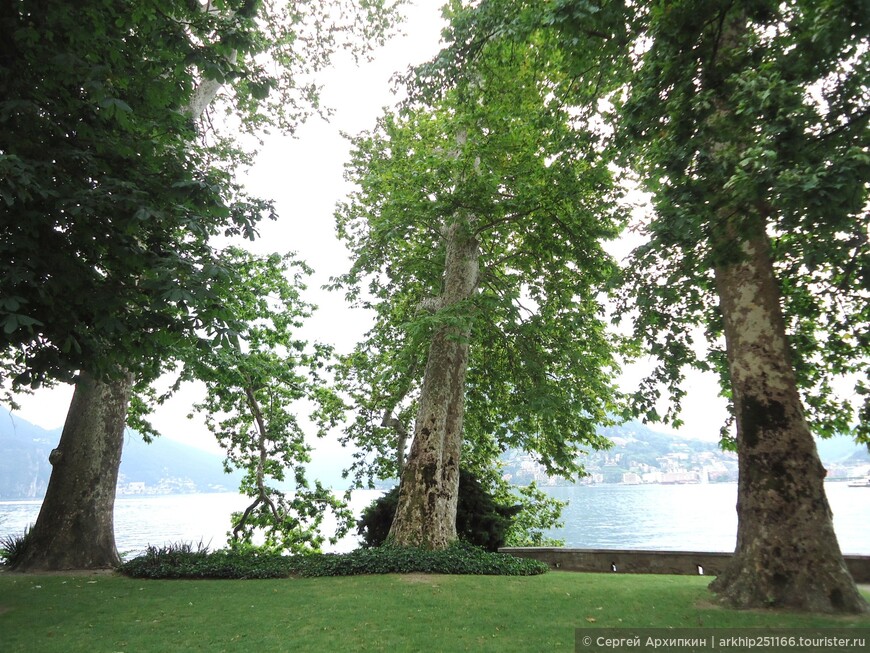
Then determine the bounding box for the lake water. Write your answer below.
[541,482,868,555]
[0,491,383,558]
[1,482,867,557]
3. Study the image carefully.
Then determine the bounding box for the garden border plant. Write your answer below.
[117,540,548,579]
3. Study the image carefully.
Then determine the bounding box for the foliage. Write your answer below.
[178,248,351,554]
[462,458,567,547]
[417,1,870,448]
[0,525,31,566]
[452,472,521,552]
[500,482,566,548]
[292,542,549,577]
[117,541,296,580]
[357,470,521,551]
[1,0,257,391]
[330,18,625,495]
[0,0,403,395]
[408,0,633,111]
[1,0,405,569]
[617,1,869,444]
[356,487,400,548]
[117,540,548,579]
[2,0,403,572]
[351,467,566,552]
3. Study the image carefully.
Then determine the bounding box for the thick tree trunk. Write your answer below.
[12,371,133,571]
[708,217,867,613]
[388,222,479,549]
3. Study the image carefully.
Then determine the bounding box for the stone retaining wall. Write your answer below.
[498,547,870,582]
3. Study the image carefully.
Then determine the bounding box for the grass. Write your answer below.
[0,572,867,652]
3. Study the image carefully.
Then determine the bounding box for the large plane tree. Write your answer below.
[333,31,623,549]
[616,0,869,613]
[0,0,400,570]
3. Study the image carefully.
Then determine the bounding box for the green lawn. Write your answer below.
[0,572,867,652]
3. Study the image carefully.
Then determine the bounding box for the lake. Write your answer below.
[0,481,867,557]
[542,481,868,555]
[0,491,383,557]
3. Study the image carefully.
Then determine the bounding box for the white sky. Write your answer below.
[8,1,730,456]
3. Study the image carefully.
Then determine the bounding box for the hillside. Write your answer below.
[500,420,870,486]
[4,409,867,498]
[0,409,241,500]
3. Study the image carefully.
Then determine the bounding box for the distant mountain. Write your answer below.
[4,409,866,499]
[500,420,870,486]
[0,411,57,498]
[816,435,870,465]
[0,409,241,500]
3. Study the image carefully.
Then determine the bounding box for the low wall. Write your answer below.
[498,547,870,583]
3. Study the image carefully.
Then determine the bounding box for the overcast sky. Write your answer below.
[8,1,731,456]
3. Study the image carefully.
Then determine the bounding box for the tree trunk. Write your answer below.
[12,371,133,571]
[708,216,868,613]
[388,221,479,549]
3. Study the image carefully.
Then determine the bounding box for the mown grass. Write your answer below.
[0,572,867,653]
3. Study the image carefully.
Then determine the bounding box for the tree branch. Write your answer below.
[381,407,409,474]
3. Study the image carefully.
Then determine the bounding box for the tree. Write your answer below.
[613,1,869,613]
[6,372,134,570]
[333,30,623,549]
[183,248,350,554]
[1,0,401,570]
[2,0,265,570]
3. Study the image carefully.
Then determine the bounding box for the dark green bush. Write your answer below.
[357,470,521,551]
[117,541,548,579]
[294,542,548,577]
[357,484,399,548]
[118,541,296,579]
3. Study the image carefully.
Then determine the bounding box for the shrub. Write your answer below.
[502,481,566,547]
[357,470,521,551]
[294,542,549,577]
[118,541,297,580]
[357,485,399,548]
[117,542,548,579]
[0,525,32,567]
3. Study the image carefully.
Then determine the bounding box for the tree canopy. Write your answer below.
[330,24,625,546]
[0,0,401,393]
[0,0,403,570]
[331,0,869,610]
[5,0,868,611]
[609,0,868,612]
[615,0,870,444]
[419,0,869,442]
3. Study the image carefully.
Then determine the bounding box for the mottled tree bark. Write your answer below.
[708,216,867,613]
[388,221,479,549]
[12,370,133,571]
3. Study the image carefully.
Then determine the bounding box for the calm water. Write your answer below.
[1,482,867,556]
[0,491,382,557]
[541,482,869,555]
